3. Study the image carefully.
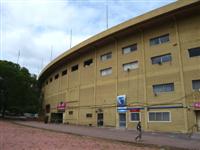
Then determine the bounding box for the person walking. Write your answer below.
[135,121,142,142]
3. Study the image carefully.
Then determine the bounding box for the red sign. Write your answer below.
[193,102,200,108]
[130,109,140,112]
[57,102,66,111]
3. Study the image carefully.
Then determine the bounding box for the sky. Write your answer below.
[0,0,176,76]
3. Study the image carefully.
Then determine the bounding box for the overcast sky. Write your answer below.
[1,0,175,76]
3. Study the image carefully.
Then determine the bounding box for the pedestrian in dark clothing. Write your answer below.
[135,121,142,142]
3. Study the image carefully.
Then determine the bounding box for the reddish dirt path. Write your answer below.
[0,121,158,150]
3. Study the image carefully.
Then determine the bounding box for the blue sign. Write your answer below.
[117,107,127,112]
[117,95,126,107]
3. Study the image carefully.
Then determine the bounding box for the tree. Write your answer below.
[0,60,40,117]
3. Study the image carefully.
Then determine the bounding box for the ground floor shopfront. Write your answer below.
[46,103,200,134]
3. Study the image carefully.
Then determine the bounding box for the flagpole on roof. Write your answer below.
[41,58,43,70]
[70,29,72,49]
[50,45,53,62]
[17,50,20,64]
[106,0,108,29]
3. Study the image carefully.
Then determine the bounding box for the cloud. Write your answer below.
[1,0,175,76]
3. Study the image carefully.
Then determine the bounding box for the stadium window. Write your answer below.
[122,44,137,54]
[130,112,140,122]
[84,58,93,67]
[62,69,67,76]
[123,61,138,71]
[54,74,59,79]
[71,64,78,72]
[192,79,200,91]
[150,34,169,46]
[148,112,170,122]
[69,111,73,115]
[188,47,200,57]
[50,78,53,82]
[86,113,92,118]
[101,52,112,61]
[151,53,172,65]
[153,83,174,93]
[100,67,112,76]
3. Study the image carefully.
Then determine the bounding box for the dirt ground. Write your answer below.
[0,120,158,150]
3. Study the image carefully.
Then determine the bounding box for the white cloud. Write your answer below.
[1,0,175,76]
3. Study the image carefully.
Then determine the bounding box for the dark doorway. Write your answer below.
[97,113,103,127]
[196,111,200,132]
[50,113,63,123]
[119,113,126,128]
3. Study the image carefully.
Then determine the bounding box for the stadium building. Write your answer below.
[39,0,200,133]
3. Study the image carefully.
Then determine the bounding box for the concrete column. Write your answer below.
[174,16,188,133]
[140,29,148,131]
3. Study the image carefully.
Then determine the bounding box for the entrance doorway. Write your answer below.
[119,113,126,128]
[196,111,200,131]
[97,113,103,127]
[50,113,63,123]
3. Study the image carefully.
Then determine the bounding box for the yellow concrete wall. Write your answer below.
[41,4,200,133]
[146,108,186,132]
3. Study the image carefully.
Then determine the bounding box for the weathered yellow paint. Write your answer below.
[40,0,200,133]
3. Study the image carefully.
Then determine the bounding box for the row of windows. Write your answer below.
[68,111,170,122]
[46,60,139,84]
[131,112,170,122]
[151,47,200,65]
[153,80,200,94]
[45,33,199,85]
[44,33,169,85]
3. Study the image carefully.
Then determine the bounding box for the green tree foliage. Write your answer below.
[0,60,40,116]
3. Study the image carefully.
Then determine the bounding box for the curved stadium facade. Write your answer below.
[39,0,200,133]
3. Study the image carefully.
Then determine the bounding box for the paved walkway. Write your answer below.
[14,121,200,150]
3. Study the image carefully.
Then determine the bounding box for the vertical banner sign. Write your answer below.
[117,95,126,107]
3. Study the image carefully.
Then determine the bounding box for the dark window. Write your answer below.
[130,112,140,121]
[123,61,139,71]
[150,34,169,46]
[101,52,112,61]
[84,59,93,67]
[86,113,92,118]
[100,67,112,76]
[153,83,174,93]
[62,70,67,76]
[55,74,59,79]
[149,112,170,122]
[151,53,172,64]
[69,111,73,115]
[46,104,50,113]
[188,47,200,57]
[122,44,137,54]
[50,78,52,82]
[192,79,200,90]
[71,64,78,72]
